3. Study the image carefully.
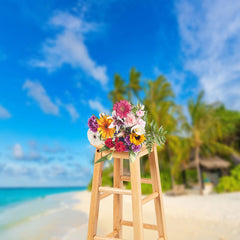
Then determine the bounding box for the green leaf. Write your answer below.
[95,152,113,164]
[99,145,110,152]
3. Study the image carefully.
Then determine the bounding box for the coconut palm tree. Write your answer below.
[126,67,142,102]
[143,75,186,187]
[108,67,142,104]
[108,74,126,104]
[185,91,233,194]
[143,75,175,129]
[167,135,191,184]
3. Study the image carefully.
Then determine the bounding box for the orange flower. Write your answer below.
[97,115,115,139]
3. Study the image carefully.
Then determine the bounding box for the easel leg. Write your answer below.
[130,156,144,240]
[113,158,123,237]
[149,146,167,240]
[87,150,104,240]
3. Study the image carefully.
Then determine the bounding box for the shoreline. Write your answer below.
[0,191,88,240]
[0,187,86,210]
[0,190,240,240]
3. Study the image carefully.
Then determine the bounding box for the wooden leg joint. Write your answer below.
[142,192,159,205]
[120,220,159,231]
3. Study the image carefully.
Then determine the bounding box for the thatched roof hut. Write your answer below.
[182,156,230,188]
[183,157,230,170]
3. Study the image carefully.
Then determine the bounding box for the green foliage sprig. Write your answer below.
[145,120,167,154]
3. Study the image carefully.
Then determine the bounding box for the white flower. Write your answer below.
[137,118,146,127]
[136,103,144,111]
[99,113,105,118]
[87,129,103,146]
[131,125,145,135]
[116,131,124,137]
[139,104,145,110]
[108,110,124,132]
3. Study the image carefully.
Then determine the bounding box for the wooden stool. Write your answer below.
[87,145,167,240]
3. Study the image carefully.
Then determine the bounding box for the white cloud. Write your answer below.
[153,66,187,96]
[176,0,240,110]
[13,143,24,159]
[0,105,11,119]
[56,99,80,121]
[23,80,79,121]
[43,143,66,154]
[23,80,59,115]
[65,104,80,121]
[89,99,108,114]
[12,143,41,161]
[30,12,108,85]
[4,164,33,176]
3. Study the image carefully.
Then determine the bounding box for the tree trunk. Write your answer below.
[170,165,175,189]
[195,146,203,194]
[165,142,175,189]
[182,170,187,188]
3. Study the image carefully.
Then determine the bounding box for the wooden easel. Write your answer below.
[87,145,167,240]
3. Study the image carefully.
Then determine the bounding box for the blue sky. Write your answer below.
[0,0,240,187]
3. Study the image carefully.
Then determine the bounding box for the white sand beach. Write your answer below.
[1,191,240,240]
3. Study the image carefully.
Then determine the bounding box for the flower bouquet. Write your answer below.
[87,100,166,163]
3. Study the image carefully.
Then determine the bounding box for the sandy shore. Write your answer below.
[73,191,240,240]
[1,190,240,240]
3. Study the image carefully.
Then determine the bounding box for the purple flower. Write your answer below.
[124,145,130,152]
[88,115,99,132]
[132,144,141,153]
[125,135,131,146]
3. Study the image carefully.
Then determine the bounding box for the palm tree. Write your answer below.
[108,67,142,104]
[126,67,142,102]
[143,75,184,187]
[108,74,126,104]
[185,91,233,194]
[167,135,191,184]
[143,75,175,126]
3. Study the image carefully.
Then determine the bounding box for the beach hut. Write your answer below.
[182,157,230,191]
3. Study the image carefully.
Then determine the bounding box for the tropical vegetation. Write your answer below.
[88,67,240,194]
[215,165,240,193]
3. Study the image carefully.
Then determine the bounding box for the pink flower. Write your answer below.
[137,118,146,127]
[125,112,137,127]
[136,110,144,117]
[113,100,132,118]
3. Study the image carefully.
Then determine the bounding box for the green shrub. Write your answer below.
[125,182,153,195]
[186,169,198,183]
[160,168,172,192]
[87,164,113,191]
[215,165,240,193]
[231,164,240,181]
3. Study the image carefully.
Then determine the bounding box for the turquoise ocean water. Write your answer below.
[0,187,86,208]
[0,187,87,239]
